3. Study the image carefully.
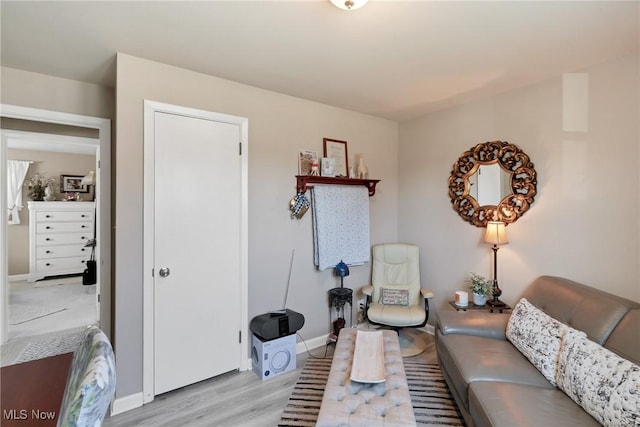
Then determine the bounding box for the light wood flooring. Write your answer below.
[104,330,438,427]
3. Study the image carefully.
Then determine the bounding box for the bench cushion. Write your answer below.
[317,328,416,427]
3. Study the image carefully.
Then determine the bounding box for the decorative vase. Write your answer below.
[29,184,45,201]
[44,185,56,201]
[473,293,487,306]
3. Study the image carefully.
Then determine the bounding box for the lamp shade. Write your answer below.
[484,221,508,245]
[81,171,96,186]
[330,0,368,10]
[334,260,350,277]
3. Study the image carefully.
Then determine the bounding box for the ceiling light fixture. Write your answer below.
[330,0,368,11]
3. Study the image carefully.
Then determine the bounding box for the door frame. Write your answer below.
[0,104,111,344]
[142,100,249,403]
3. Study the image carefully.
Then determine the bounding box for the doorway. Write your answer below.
[5,131,98,359]
[142,100,248,402]
[0,105,111,354]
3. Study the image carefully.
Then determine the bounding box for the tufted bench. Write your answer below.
[316,328,416,427]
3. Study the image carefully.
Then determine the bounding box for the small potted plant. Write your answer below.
[465,272,491,306]
[24,172,57,201]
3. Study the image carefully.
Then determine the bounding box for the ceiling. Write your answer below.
[1,1,638,122]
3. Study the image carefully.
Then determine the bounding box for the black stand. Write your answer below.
[488,245,505,307]
[328,287,352,341]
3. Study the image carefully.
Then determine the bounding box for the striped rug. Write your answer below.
[278,358,465,426]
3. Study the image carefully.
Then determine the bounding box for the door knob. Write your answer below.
[158,267,171,277]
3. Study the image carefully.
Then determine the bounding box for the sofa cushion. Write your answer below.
[604,309,640,365]
[469,381,601,427]
[506,298,567,386]
[436,332,553,412]
[557,327,640,427]
[522,276,639,345]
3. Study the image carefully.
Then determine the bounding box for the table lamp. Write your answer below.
[334,260,350,288]
[484,221,508,307]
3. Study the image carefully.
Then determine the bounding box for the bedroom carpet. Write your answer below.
[278,357,465,426]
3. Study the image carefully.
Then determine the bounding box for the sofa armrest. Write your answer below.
[436,310,510,340]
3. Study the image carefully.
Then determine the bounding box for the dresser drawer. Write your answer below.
[36,233,93,245]
[36,245,90,259]
[37,222,93,234]
[36,210,94,222]
[36,256,88,272]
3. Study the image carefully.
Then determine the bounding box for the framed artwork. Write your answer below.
[60,174,89,193]
[299,150,318,175]
[321,157,336,177]
[323,138,348,178]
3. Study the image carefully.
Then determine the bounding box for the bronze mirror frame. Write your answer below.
[448,140,537,227]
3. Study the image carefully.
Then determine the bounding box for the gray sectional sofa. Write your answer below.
[436,275,639,427]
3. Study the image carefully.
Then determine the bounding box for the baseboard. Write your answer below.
[295,333,330,355]
[8,274,27,282]
[111,392,144,416]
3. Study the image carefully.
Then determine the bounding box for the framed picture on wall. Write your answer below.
[298,150,318,175]
[60,174,89,193]
[323,138,348,178]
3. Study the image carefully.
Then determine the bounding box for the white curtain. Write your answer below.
[7,160,30,225]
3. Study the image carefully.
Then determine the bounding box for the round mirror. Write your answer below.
[448,140,537,227]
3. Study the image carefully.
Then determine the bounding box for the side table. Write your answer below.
[449,300,511,313]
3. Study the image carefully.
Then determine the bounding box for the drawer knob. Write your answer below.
[46,215,51,218]
[46,250,51,254]
[81,225,86,228]
[46,263,51,266]
[81,236,86,240]
[81,248,85,252]
[46,226,51,229]
[46,238,51,241]
[81,214,86,218]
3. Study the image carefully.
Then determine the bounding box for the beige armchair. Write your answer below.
[362,243,434,356]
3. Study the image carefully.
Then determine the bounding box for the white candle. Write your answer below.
[455,291,468,306]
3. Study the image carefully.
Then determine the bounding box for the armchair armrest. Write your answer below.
[436,310,510,340]
[361,285,374,296]
[420,288,434,299]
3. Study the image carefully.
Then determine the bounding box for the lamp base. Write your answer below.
[487,299,506,308]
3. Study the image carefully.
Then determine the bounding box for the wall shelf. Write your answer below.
[296,175,381,197]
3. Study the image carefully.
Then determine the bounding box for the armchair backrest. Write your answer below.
[371,243,421,306]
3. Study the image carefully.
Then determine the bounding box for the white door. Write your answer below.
[152,110,242,395]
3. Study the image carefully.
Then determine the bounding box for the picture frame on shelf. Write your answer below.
[321,157,336,177]
[323,138,348,178]
[298,150,318,175]
[60,174,89,193]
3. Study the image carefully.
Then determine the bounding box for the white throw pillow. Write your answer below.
[557,327,640,427]
[506,298,567,386]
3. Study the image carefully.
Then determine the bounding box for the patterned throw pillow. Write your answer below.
[506,298,568,386]
[380,288,409,306]
[557,327,640,427]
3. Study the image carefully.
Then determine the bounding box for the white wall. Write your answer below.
[398,54,640,323]
[115,53,398,399]
[1,67,114,120]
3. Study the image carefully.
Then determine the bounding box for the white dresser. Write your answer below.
[27,201,95,282]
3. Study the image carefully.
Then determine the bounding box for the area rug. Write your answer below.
[9,304,68,325]
[278,358,465,426]
[14,327,85,364]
